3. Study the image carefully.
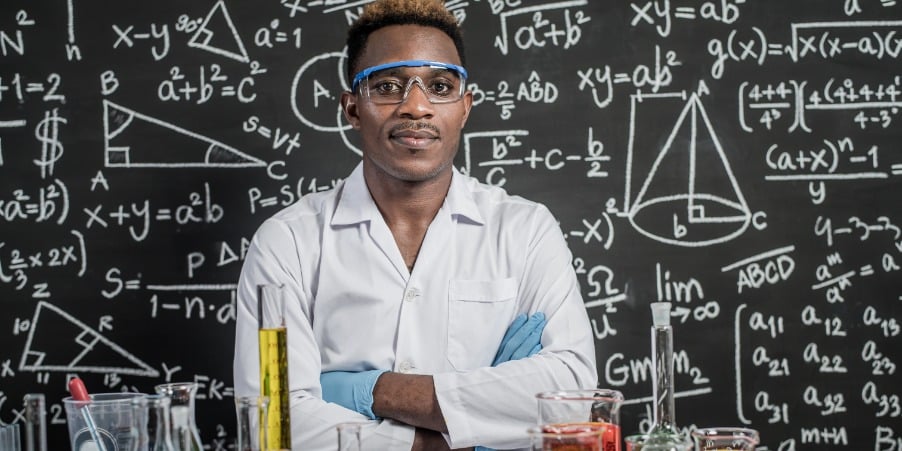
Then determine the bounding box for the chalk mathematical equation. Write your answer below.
[1,1,900,449]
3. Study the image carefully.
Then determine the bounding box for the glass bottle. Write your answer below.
[23,394,47,451]
[641,302,691,450]
[155,383,203,451]
[235,395,268,451]
[336,422,365,451]
[132,394,175,451]
[0,421,21,451]
[258,284,291,450]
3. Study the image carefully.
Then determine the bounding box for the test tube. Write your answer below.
[257,284,291,450]
[23,394,46,451]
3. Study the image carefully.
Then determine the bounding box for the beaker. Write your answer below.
[691,427,759,451]
[235,396,269,451]
[536,389,623,451]
[131,394,174,451]
[528,424,605,451]
[336,422,367,451]
[154,383,203,451]
[63,392,144,451]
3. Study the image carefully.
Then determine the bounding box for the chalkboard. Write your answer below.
[1,1,900,449]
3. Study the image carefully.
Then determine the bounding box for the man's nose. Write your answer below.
[401,77,431,101]
[397,77,434,114]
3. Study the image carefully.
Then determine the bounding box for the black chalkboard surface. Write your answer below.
[1,1,900,449]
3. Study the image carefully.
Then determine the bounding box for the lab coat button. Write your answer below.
[399,361,413,373]
[404,288,419,302]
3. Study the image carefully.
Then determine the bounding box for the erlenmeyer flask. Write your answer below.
[155,383,203,451]
[639,302,692,450]
[132,394,175,451]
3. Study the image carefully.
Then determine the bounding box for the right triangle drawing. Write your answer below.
[18,301,160,377]
[103,99,266,168]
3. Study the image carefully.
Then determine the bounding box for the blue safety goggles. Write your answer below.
[350,60,469,92]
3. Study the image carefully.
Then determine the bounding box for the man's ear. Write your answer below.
[459,90,474,129]
[341,91,361,129]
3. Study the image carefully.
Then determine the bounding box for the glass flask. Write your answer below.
[691,427,759,451]
[23,393,47,451]
[132,394,175,451]
[336,422,366,451]
[624,434,693,451]
[641,302,692,450]
[235,395,269,451]
[155,383,203,451]
[0,421,21,451]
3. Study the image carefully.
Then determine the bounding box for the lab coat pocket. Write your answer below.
[447,277,518,371]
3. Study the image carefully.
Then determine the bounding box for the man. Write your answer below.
[233,0,597,449]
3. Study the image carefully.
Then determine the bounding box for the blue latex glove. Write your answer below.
[492,312,545,366]
[475,447,496,451]
[320,369,388,419]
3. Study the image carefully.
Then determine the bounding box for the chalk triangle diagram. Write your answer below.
[18,301,160,377]
[187,0,250,63]
[103,99,265,168]
[629,94,751,247]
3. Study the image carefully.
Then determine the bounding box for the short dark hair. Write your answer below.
[345,0,466,85]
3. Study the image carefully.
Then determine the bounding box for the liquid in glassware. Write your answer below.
[259,326,290,450]
[540,422,620,451]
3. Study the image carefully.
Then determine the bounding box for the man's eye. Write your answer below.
[373,80,403,94]
[429,80,454,95]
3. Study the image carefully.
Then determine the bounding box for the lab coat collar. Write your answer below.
[331,162,485,226]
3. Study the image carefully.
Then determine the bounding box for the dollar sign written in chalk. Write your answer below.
[33,108,67,179]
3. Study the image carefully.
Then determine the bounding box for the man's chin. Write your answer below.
[388,162,452,183]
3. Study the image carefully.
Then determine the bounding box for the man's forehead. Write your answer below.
[359,25,461,67]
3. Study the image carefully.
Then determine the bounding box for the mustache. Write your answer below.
[390,121,440,136]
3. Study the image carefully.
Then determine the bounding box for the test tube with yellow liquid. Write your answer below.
[258,284,291,450]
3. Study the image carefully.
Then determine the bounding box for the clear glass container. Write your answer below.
[624,434,693,451]
[691,427,759,451]
[132,394,175,451]
[235,395,269,451]
[155,383,203,451]
[535,389,623,451]
[0,421,21,451]
[642,302,691,449]
[529,425,606,450]
[337,422,367,451]
[23,393,46,451]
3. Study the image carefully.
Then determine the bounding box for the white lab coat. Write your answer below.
[233,163,597,450]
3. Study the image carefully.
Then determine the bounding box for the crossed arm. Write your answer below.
[373,373,453,450]
[321,312,547,450]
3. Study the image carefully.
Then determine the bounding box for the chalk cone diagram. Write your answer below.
[628,94,751,247]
